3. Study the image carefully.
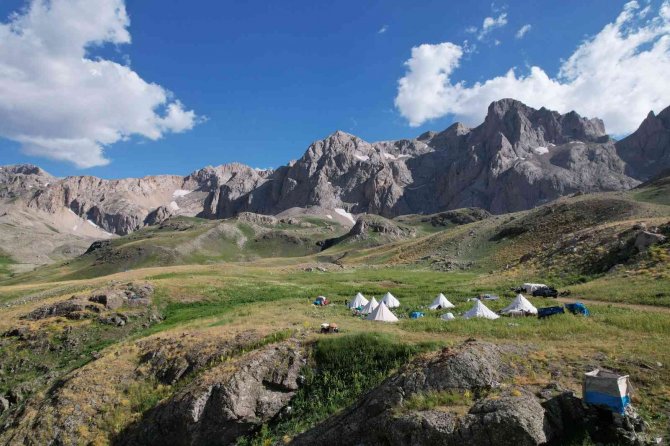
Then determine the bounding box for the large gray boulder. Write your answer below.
[119,341,305,446]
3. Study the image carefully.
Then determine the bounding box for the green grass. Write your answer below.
[634,180,670,206]
[238,333,441,445]
[0,252,14,280]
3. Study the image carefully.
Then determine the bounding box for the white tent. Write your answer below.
[349,292,369,309]
[463,300,499,320]
[366,301,399,322]
[360,297,379,315]
[441,312,456,321]
[522,283,548,293]
[429,293,455,310]
[501,294,538,315]
[381,292,400,308]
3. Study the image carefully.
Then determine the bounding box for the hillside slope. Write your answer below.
[3,99,669,271]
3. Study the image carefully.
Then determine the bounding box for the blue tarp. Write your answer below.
[410,311,425,319]
[565,302,590,316]
[584,391,630,414]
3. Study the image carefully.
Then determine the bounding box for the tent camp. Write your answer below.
[522,283,548,293]
[348,293,369,309]
[429,293,455,310]
[381,292,400,308]
[366,301,399,322]
[441,312,455,321]
[463,300,500,320]
[500,294,537,315]
[360,297,379,315]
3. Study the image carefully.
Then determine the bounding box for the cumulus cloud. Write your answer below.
[0,0,198,168]
[467,12,508,41]
[515,24,532,39]
[395,1,670,135]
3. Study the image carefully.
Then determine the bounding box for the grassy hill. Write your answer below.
[0,180,668,443]
[0,214,349,284]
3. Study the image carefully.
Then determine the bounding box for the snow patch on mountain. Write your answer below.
[334,208,356,224]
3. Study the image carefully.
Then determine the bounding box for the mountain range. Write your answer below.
[1,98,669,267]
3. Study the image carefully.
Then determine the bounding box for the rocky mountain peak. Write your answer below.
[479,99,607,151]
[300,131,374,166]
[486,98,534,120]
[657,104,670,126]
[0,164,52,177]
[616,104,670,180]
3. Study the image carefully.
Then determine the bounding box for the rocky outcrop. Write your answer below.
[320,214,415,250]
[634,230,667,251]
[291,341,649,446]
[349,214,415,239]
[24,283,153,320]
[427,208,492,226]
[118,340,305,446]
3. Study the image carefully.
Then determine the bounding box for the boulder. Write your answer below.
[25,298,103,320]
[98,314,127,327]
[634,230,667,252]
[459,394,548,446]
[118,341,305,446]
[89,291,126,310]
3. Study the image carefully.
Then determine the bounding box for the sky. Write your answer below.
[0,0,669,179]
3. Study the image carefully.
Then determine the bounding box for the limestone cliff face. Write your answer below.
[616,105,670,180]
[2,99,669,240]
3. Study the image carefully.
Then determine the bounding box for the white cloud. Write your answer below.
[516,24,532,39]
[395,1,670,135]
[378,25,388,34]
[478,12,508,41]
[0,0,198,168]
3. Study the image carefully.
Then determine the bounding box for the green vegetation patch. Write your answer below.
[238,332,441,445]
[0,250,14,279]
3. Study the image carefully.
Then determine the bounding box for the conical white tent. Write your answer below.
[366,301,399,322]
[441,312,456,321]
[463,300,499,320]
[429,293,455,310]
[349,292,369,309]
[381,292,400,308]
[500,294,538,315]
[360,297,379,315]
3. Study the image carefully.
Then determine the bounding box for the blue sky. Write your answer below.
[0,0,667,178]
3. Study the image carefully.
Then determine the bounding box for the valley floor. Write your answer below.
[0,262,669,444]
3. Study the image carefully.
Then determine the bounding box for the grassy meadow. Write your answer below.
[0,184,669,443]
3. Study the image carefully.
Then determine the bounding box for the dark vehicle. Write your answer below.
[537,306,565,319]
[533,286,559,298]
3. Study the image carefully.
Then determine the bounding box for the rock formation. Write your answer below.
[291,341,649,446]
[616,106,670,180]
[1,99,669,264]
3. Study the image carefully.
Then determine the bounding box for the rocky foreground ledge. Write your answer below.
[291,340,649,446]
[0,332,650,446]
